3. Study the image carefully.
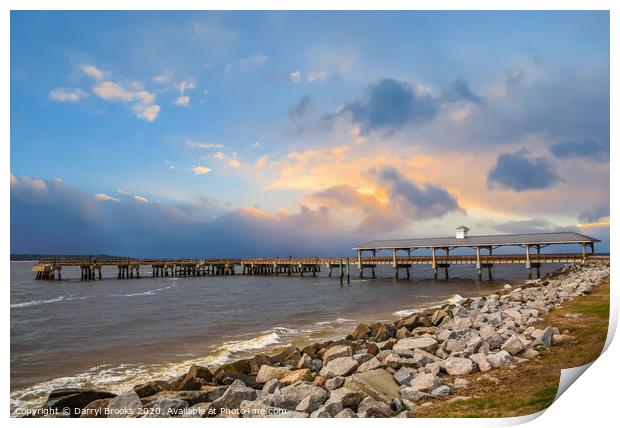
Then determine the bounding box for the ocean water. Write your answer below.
[10,261,560,413]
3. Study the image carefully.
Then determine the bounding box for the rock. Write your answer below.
[211,380,257,412]
[143,397,189,418]
[533,326,555,348]
[322,345,353,365]
[134,381,171,398]
[311,359,323,372]
[520,348,540,359]
[356,357,381,372]
[309,407,332,418]
[182,402,212,418]
[295,395,322,413]
[356,396,394,417]
[146,390,215,406]
[334,408,358,418]
[392,337,438,354]
[311,400,343,417]
[445,338,467,353]
[255,365,290,384]
[431,309,449,325]
[271,346,303,366]
[393,367,414,386]
[46,388,117,417]
[453,378,469,389]
[351,323,371,339]
[80,398,111,418]
[486,350,517,369]
[371,323,396,342]
[432,385,451,396]
[319,357,358,378]
[262,379,281,393]
[297,353,313,369]
[395,327,411,339]
[411,349,441,367]
[279,369,313,385]
[324,377,345,391]
[400,388,435,402]
[445,357,475,375]
[178,377,206,391]
[344,368,400,404]
[327,387,365,409]
[107,390,143,418]
[425,362,441,375]
[503,308,523,322]
[276,381,328,410]
[408,373,442,393]
[185,365,214,383]
[501,335,525,355]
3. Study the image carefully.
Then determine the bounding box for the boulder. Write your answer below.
[322,345,353,365]
[392,337,438,354]
[255,365,290,384]
[327,387,365,409]
[143,397,188,418]
[400,388,435,402]
[324,377,345,391]
[501,335,525,355]
[411,349,441,367]
[107,390,143,418]
[408,373,442,393]
[356,396,394,417]
[486,350,517,369]
[344,368,400,404]
[350,323,371,340]
[271,346,302,366]
[356,357,381,372]
[297,353,313,369]
[276,381,328,410]
[262,379,281,393]
[432,385,451,396]
[185,365,214,383]
[211,380,257,412]
[319,357,358,379]
[533,326,555,348]
[393,367,414,386]
[79,398,111,418]
[295,395,322,413]
[395,327,411,339]
[371,323,396,342]
[134,381,171,398]
[145,390,215,406]
[46,388,117,417]
[334,408,358,418]
[445,357,475,376]
[453,378,469,389]
[280,369,313,385]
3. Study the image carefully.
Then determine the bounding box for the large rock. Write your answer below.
[501,335,525,355]
[356,357,381,372]
[275,381,328,410]
[444,357,475,375]
[344,368,400,404]
[319,357,358,378]
[486,351,517,369]
[392,337,438,354]
[350,323,371,340]
[326,387,365,409]
[255,365,290,383]
[79,398,111,418]
[143,397,189,418]
[371,323,396,342]
[533,326,555,348]
[412,349,441,367]
[185,365,214,383]
[211,380,257,412]
[393,367,414,386]
[46,388,116,417]
[356,396,394,417]
[134,381,171,398]
[146,390,217,406]
[280,369,313,385]
[322,345,353,365]
[107,390,143,418]
[408,373,442,393]
[469,353,491,372]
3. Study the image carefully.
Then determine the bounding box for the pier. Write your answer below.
[32,229,601,282]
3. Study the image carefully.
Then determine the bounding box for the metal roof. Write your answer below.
[354,231,600,250]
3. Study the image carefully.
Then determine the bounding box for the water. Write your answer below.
[10,261,560,413]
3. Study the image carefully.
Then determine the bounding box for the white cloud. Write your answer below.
[307,71,329,83]
[186,140,224,149]
[94,193,120,202]
[153,72,173,84]
[252,142,262,150]
[164,158,175,170]
[290,70,302,84]
[227,159,241,169]
[81,64,108,80]
[133,195,149,203]
[239,54,268,67]
[92,81,160,122]
[49,87,90,102]
[175,96,190,106]
[256,155,268,169]
[203,89,209,96]
[192,166,212,175]
[177,79,196,94]
[213,151,226,160]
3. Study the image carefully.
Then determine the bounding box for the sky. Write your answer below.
[10,11,610,257]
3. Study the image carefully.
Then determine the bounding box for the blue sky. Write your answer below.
[10,11,610,256]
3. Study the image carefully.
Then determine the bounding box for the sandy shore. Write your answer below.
[21,260,609,418]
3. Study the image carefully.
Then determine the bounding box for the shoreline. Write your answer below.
[14,260,610,418]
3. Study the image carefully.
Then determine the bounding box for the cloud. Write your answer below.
[174,96,190,106]
[94,193,120,202]
[153,73,173,84]
[92,80,160,122]
[49,87,90,102]
[252,142,262,150]
[549,140,609,163]
[577,203,609,223]
[289,95,312,118]
[487,149,563,192]
[185,140,224,149]
[191,166,211,175]
[307,71,330,83]
[377,167,463,221]
[213,151,226,160]
[227,159,241,169]
[290,70,302,83]
[133,195,149,203]
[256,155,268,169]
[239,54,268,67]
[492,218,573,234]
[335,78,437,134]
[177,79,196,94]
[81,64,108,80]
[441,78,483,105]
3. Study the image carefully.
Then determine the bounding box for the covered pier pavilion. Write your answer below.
[353,226,600,280]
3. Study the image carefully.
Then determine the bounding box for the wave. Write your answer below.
[111,284,176,298]
[392,308,423,318]
[10,296,65,308]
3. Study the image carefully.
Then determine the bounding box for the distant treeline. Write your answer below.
[10,254,133,261]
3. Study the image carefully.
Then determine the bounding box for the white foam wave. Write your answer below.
[11,296,64,308]
[112,284,176,298]
[445,293,464,304]
[392,308,423,317]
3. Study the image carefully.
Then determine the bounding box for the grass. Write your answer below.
[416,277,610,418]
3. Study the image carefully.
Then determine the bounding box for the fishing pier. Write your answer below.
[32,229,600,282]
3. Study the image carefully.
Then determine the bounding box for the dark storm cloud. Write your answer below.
[549,140,609,163]
[441,78,483,104]
[578,203,609,223]
[377,167,463,220]
[487,149,563,192]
